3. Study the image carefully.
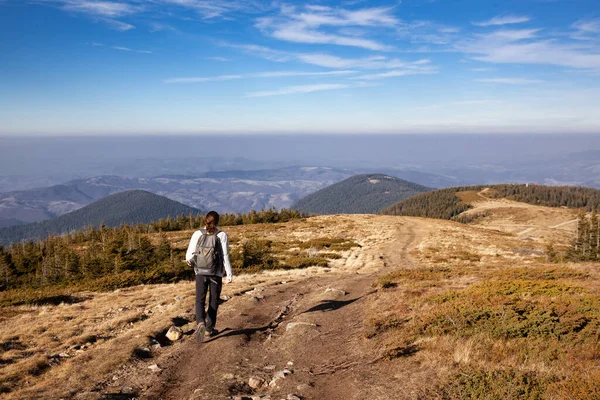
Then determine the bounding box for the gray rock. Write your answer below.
[287,395,302,400]
[58,352,70,358]
[263,365,276,371]
[166,326,183,341]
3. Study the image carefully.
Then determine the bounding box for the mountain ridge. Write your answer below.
[293,173,430,214]
[0,190,201,244]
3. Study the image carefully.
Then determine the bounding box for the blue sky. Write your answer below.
[1,0,599,135]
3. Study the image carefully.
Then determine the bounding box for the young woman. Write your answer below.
[185,211,233,343]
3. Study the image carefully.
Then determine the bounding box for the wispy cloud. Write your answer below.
[476,78,544,84]
[205,56,230,62]
[295,53,428,69]
[245,83,352,98]
[164,75,243,83]
[219,42,293,62]
[397,20,461,45]
[164,70,357,83]
[148,21,178,33]
[473,15,530,27]
[220,41,437,72]
[352,68,438,80]
[572,19,600,33]
[103,18,135,31]
[456,28,600,69]
[157,0,269,20]
[40,0,139,30]
[255,5,397,50]
[60,0,141,17]
[112,46,152,54]
[571,19,600,41]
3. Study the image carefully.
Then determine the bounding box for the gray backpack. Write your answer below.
[192,229,222,276]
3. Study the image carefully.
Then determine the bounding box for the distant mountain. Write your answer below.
[293,174,430,215]
[382,184,600,220]
[0,190,201,245]
[0,168,355,225]
[0,218,25,228]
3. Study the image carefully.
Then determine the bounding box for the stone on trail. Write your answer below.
[286,322,317,331]
[248,376,265,389]
[287,395,302,400]
[121,387,135,395]
[269,369,293,387]
[296,383,311,392]
[148,364,161,372]
[325,287,347,296]
[166,326,183,341]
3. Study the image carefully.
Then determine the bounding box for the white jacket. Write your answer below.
[185,229,233,278]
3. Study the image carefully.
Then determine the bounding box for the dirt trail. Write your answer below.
[135,218,424,400]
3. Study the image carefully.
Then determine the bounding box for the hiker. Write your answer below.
[186,211,233,343]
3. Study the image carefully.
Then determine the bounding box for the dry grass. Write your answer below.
[366,204,600,399]
[0,215,393,399]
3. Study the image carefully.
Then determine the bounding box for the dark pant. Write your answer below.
[195,275,222,329]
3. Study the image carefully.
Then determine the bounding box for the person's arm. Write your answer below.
[219,231,233,282]
[186,231,201,266]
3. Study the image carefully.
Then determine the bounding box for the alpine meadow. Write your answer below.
[1,0,600,399]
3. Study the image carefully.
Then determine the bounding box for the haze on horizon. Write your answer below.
[1,0,600,135]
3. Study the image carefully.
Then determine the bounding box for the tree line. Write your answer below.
[0,208,305,293]
[566,212,600,262]
[382,184,600,220]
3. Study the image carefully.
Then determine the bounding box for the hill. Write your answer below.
[382,184,600,219]
[293,174,430,214]
[0,206,593,399]
[0,190,201,244]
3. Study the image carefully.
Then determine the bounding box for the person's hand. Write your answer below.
[226,275,233,284]
[186,260,192,267]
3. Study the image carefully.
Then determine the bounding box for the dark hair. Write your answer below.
[205,211,220,234]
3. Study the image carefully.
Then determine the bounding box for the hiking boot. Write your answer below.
[206,327,218,338]
[195,322,206,344]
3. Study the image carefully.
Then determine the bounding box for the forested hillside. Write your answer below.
[382,184,600,219]
[0,208,305,298]
[293,174,430,214]
[0,190,201,245]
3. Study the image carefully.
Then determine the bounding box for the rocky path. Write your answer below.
[134,218,422,400]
